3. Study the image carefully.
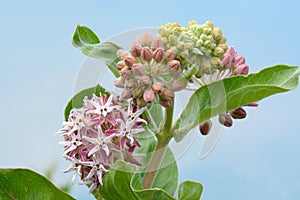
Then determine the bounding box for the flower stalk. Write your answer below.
[142,101,174,189]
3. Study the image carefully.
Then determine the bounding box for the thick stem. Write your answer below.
[142,105,174,189]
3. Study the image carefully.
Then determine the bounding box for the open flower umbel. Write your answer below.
[57,94,146,192]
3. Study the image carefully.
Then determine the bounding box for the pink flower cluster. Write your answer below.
[57,94,146,192]
[199,46,257,135]
[114,32,186,108]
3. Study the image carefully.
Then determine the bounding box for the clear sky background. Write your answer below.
[1,0,300,199]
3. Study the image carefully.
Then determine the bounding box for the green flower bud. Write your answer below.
[213,47,225,57]
[168,35,177,45]
[204,21,214,28]
[212,28,222,41]
[218,36,227,44]
[196,39,204,46]
[203,27,212,35]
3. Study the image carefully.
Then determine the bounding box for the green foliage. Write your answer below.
[174,65,300,142]
[99,160,176,200]
[64,84,108,121]
[177,181,203,200]
[0,168,75,200]
[72,25,121,77]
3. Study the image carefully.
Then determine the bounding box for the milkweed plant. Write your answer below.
[0,20,299,200]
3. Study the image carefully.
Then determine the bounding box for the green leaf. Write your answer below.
[0,168,74,200]
[99,160,176,200]
[177,181,203,200]
[72,25,121,77]
[64,84,108,121]
[174,65,300,142]
[72,25,100,47]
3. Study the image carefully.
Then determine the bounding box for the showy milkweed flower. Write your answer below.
[57,94,146,192]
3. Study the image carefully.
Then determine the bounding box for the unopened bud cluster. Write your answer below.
[197,46,257,135]
[158,20,227,76]
[114,33,186,107]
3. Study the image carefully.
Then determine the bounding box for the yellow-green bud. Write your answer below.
[196,39,204,46]
[168,35,177,45]
[212,28,222,41]
[213,47,225,57]
[203,27,212,35]
[217,44,227,52]
[188,20,197,27]
[218,36,227,44]
[204,21,214,28]
[200,34,207,41]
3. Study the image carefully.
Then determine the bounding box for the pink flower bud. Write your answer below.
[230,107,247,119]
[234,54,245,66]
[131,43,142,57]
[132,63,144,75]
[141,32,153,46]
[169,80,185,91]
[152,82,163,93]
[219,113,233,127]
[160,89,174,101]
[116,61,126,70]
[124,55,137,67]
[159,99,172,108]
[121,89,133,99]
[120,68,132,78]
[114,77,124,88]
[222,54,232,67]
[226,46,235,58]
[168,60,180,71]
[151,38,164,51]
[117,49,128,59]
[139,75,151,86]
[124,79,136,89]
[141,47,153,62]
[164,50,176,61]
[153,47,164,62]
[234,64,249,75]
[199,120,212,136]
[143,89,155,103]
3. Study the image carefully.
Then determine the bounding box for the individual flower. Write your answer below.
[106,100,146,151]
[57,94,146,192]
[114,32,187,108]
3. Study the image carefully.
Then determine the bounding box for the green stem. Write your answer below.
[142,104,174,189]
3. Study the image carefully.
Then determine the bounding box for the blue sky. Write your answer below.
[1,0,300,199]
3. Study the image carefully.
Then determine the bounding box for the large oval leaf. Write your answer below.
[72,25,121,77]
[0,168,74,200]
[99,160,176,200]
[177,181,203,200]
[174,65,300,142]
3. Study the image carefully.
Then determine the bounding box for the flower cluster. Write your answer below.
[114,32,186,108]
[158,20,227,76]
[57,94,146,192]
[197,46,257,135]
